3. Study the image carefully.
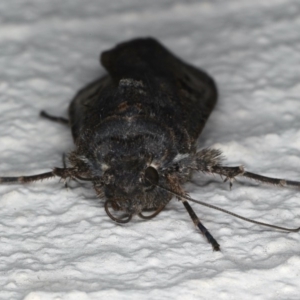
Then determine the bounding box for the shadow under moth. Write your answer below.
[1,37,299,251]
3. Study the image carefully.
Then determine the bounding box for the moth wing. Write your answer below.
[101,37,217,144]
[172,56,217,144]
[68,75,112,142]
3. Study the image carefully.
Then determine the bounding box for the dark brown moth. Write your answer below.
[1,37,299,251]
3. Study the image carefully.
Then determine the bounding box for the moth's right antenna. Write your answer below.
[155,184,300,232]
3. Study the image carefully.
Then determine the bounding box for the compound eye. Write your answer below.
[144,166,159,187]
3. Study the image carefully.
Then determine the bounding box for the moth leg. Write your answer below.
[211,166,244,189]
[62,153,69,188]
[40,110,69,125]
[243,170,300,188]
[0,167,77,184]
[212,165,300,189]
[138,205,165,220]
[182,200,220,251]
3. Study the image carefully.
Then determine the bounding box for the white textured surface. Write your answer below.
[1,1,300,299]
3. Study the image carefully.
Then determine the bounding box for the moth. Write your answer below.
[1,37,299,251]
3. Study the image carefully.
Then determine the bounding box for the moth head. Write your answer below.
[98,159,161,221]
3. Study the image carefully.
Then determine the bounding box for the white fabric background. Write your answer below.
[1,1,300,299]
